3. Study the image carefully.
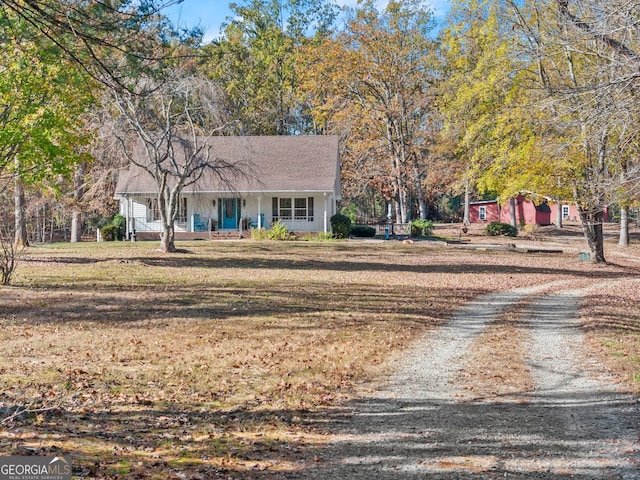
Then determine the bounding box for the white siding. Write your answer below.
[121,192,334,233]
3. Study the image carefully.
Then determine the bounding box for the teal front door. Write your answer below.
[219,198,241,229]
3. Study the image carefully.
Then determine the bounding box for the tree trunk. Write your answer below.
[418,198,427,220]
[414,166,426,220]
[618,206,629,247]
[396,178,409,223]
[14,175,28,248]
[385,120,409,224]
[40,205,46,243]
[509,197,517,228]
[578,206,606,262]
[70,210,82,243]
[463,181,470,225]
[49,207,54,243]
[70,162,87,243]
[157,175,179,253]
[160,225,176,253]
[555,200,563,228]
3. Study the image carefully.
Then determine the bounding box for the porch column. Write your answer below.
[258,197,262,228]
[323,193,328,234]
[124,195,131,240]
[129,196,134,240]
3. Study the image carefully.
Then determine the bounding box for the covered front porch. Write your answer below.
[119,191,338,240]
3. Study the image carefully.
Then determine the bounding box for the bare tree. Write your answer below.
[0,227,22,285]
[113,70,240,252]
[0,199,24,284]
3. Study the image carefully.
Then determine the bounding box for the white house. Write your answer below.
[114,135,342,239]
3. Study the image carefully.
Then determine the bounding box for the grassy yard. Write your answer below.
[0,238,638,478]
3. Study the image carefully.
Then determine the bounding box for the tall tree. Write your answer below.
[305,0,438,222]
[203,0,338,135]
[0,17,93,246]
[505,0,640,261]
[440,0,640,262]
[439,0,516,220]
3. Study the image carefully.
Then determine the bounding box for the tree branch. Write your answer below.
[556,0,639,59]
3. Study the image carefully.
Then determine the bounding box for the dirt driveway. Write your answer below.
[295,280,640,479]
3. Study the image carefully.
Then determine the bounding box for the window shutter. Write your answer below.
[308,197,314,221]
[272,197,278,217]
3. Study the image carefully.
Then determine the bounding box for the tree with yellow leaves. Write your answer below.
[0,15,94,247]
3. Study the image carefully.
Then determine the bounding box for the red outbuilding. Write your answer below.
[469,196,608,225]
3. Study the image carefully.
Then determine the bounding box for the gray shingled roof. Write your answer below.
[115,135,340,195]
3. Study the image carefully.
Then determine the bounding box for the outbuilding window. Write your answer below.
[479,206,487,221]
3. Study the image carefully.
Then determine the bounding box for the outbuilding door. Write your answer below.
[219,198,241,229]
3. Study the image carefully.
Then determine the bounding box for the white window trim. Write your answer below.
[273,196,315,222]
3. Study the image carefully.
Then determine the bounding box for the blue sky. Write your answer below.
[164,0,450,43]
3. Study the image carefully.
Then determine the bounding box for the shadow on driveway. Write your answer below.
[295,388,639,479]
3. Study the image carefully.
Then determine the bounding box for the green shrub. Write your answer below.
[250,227,269,240]
[100,224,118,241]
[485,222,518,237]
[251,222,296,241]
[100,214,126,241]
[350,225,376,237]
[410,219,434,237]
[269,220,295,241]
[112,214,126,240]
[330,213,351,239]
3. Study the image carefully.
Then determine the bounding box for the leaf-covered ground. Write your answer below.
[0,230,638,479]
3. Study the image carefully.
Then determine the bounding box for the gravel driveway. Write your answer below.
[296,281,640,479]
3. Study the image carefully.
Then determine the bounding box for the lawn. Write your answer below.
[0,239,638,478]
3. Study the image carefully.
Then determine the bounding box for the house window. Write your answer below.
[562,205,570,220]
[176,198,187,223]
[479,206,487,221]
[279,198,292,219]
[146,198,160,222]
[146,197,187,223]
[272,197,314,221]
